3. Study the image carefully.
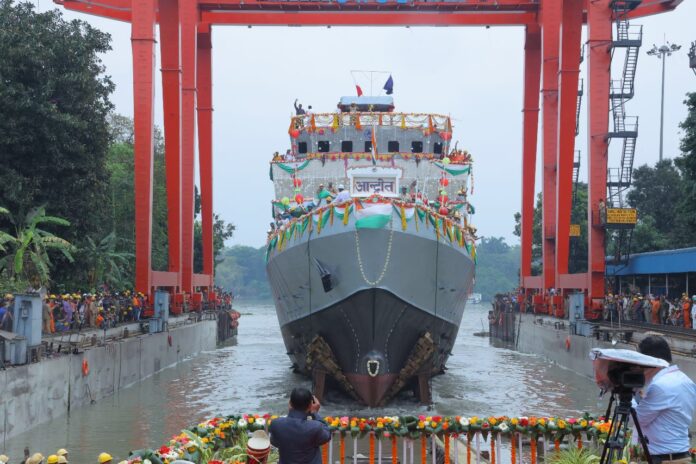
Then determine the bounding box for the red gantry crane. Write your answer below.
[55,0,682,313]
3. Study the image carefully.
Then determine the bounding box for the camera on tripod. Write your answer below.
[589,349,669,464]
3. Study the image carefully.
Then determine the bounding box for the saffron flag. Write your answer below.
[356,85,363,97]
[383,75,394,95]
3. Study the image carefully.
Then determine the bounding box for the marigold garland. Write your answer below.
[530,437,537,464]
[340,433,345,463]
[490,436,496,464]
[322,442,328,464]
[421,434,427,463]
[369,432,375,464]
[391,434,398,464]
[467,434,472,464]
[444,433,451,464]
[510,433,516,464]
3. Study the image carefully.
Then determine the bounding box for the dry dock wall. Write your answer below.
[1,320,217,441]
[513,313,696,380]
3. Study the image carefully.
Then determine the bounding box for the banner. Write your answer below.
[433,162,471,176]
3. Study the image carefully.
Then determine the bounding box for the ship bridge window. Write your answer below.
[318,141,330,153]
[433,142,443,155]
[298,142,308,154]
[387,141,400,153]
[341,140,353,153]
[411,141,423,153]
[364,141,372,153]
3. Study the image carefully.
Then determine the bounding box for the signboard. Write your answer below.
[606,208,637,227]
[569,224,581,237]
[348,167,401,198]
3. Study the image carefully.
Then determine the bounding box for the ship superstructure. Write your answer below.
[266,95,477,406]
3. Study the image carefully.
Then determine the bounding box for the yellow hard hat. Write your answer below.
[57,449,68,457]
[98,452,113,464]
[48,455,60,464]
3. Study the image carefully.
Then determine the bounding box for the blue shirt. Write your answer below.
[269,410,331,464]
[634,365,696,455]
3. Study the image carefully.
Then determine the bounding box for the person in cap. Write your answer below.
[56,457,67,464]
[0,454,9,463]
[634,336,696,463]
[334,184,350,204]
[97,452,112,464]
[56,450,68,462]
[46,456,59,464]
[27,453,44,464]
[269,387,331,464]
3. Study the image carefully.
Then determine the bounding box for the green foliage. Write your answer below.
[79,232,133,289]
[215,246,271,299]
[0,0,114,255]
[0,205,75,287]
[546,447,600,464]
[674,92,696,247]
[474,237,520,301]
[194,214,236,274]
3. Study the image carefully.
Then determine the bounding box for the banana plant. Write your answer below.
[81,231,133,288]
[0,206,74,286]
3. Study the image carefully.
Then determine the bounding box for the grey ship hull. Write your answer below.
[266,215,475,406]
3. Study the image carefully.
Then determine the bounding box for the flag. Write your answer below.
[383,75,394,95]
[356,85,363,97]
[371,125,377,166]
[355,203,392,229]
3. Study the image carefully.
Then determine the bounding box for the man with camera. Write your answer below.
[269,387,331,464]
[634,336,696,464]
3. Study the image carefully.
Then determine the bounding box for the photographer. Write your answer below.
[269,387,331,464]
[634,336,696,463]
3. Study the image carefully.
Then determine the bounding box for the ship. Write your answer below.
[266,95,477,406]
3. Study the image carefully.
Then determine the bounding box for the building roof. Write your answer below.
[606,247,696,276]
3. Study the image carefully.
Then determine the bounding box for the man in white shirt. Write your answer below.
[334,184,351,204]
[634,336,696,464]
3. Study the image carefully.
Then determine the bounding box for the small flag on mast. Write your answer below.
[383,75,394,95]
[356,85,363,97]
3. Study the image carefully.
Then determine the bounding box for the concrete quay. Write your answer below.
[1,316,222,442]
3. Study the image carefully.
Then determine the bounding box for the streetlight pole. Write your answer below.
[647,41,681,162]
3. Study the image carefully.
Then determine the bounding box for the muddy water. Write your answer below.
[4,302,603,462]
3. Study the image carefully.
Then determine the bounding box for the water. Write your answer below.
[3,302,604,462]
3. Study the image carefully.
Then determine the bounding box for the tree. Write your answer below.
[513,192,542,274]
[0,206,75,287]
[0,1,114,253]
[474,237,520,301]
[79,232,133,289]
[193,215,236,274]
[215,245,270,299]
[674,93,696,247]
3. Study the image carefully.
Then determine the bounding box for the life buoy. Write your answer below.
[565,336,571,351]
[82,359,90,377]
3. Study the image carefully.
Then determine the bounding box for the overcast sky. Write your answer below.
[35,0,696,248]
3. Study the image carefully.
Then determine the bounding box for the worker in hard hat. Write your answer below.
[27,453,44,464]
[0,454,9,463]
[56,449,68,463]
[57,457,67,464]
[47,455,59,464]
[98,452,113,464]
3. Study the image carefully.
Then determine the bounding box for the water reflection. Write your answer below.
[4,302,603,462]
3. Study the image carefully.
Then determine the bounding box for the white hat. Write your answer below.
[338,184,345,190]
[248,430,271,451]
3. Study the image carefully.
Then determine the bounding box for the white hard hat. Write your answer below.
[338,184,345,190]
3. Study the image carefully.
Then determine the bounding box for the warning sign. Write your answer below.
[606,208,637,226]
[569,224,581,237]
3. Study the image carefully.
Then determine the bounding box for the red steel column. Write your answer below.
[540,0,561,292]
[180,0,198,293]
[555,0,583,279]
[159,0,182,287]
[197,24,214,278]
[520,22,542,285]
[586,0,612,303]
[131,0,157,294]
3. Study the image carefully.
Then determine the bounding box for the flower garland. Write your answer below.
[118,414,612,464]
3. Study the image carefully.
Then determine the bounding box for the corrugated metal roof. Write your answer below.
[606,247,696,276]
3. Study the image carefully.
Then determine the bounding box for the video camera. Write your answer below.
[590,348,668,393]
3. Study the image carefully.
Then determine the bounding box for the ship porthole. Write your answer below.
[367,359,380,377]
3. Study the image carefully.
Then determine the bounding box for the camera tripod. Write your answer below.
[599,388,652,464]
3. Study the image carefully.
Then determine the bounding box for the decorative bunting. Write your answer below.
[276,160,311,174]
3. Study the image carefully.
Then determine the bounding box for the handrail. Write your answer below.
[270,152,474,165]
[290,112,453,133]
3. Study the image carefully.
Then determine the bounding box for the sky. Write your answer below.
[34,0,696,248]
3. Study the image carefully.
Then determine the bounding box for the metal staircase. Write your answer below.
[606,0,643,264]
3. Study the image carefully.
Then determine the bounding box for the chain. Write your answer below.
[355,220,394,286]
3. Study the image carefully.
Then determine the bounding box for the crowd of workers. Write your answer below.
[603,292,696,328]
[0,448,120,464]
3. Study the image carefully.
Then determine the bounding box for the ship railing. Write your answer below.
[266,197,477,258]
[290,112,453,133]
[271,152,473,165]
[319,428,596,464]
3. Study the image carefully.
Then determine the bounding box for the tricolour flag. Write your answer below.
[355,203,392,229]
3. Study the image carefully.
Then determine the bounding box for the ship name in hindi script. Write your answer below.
[352,177,397,196]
